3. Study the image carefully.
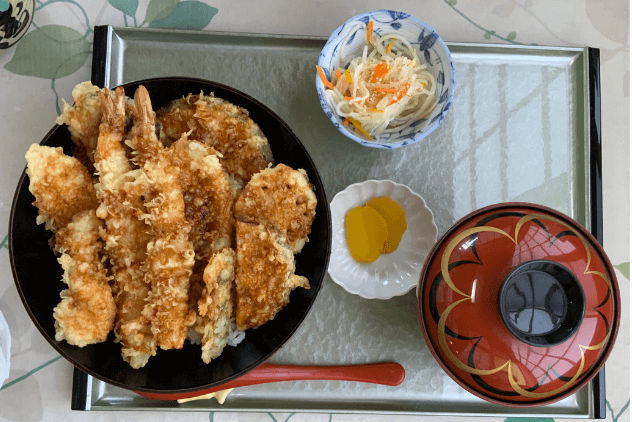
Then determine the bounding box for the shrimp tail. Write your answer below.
[135,85,155,127]
[130,85,163,166]
[98,87,126,132]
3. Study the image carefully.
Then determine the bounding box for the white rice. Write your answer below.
[187,322,246,347]
[226,323,246,347]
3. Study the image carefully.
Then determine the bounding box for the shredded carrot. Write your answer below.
[342,118,350,126]
[374,88,401,94]
[345,68,352,83]
[335,69,342,79]
[367,21,373,44]
[386,42,394,55]
[348,117,372,140]
[344,96,354,101]
[368,109,384,113]
[386,84,410,106]
[371,63,389,82]
[316,65,335,90]
[375,83,409,94]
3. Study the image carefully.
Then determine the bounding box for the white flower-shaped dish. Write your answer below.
[328,180,438,299]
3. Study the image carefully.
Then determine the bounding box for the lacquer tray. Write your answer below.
[72,25,605,418]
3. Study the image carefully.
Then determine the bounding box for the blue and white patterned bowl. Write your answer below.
[316,10,455,149]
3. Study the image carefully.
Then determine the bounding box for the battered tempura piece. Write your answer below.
[55,81,102,163]
[234,221,309,330]
[197,248,235,363]
[95,87,155,369]
[167,135,236,337]
[235,164,317,253]
[56,81,135,165]
[141,158,196,350]
[168,135,235,260]
[53,210,116,347]
[25,144,99,232]
[157,93,274,188]
[134,86,196,350]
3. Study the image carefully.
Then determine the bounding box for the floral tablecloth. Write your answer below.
[0,0,628,421]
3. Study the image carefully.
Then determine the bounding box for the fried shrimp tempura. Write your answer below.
[53,210,116,346]
[235,164,317,253]
[56,81,135,165]
[25,144,99,233]
[141,157,196,350]
[234,221,309,330]
[197,248,235,363]
[134,86,196,350]
[95,87,155,369]
[157,93,274,188]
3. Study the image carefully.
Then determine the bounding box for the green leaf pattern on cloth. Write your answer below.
[614,262,629,279]
[144,0,180,23]
[3,25,89,79]
[148,1,218,29]
[108,0,139,17]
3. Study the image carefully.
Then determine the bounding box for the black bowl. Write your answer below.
[9,77,332,394]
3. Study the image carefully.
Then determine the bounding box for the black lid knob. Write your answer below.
[499,260,585,347]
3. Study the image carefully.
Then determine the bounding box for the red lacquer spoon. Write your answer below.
[136,362,406,401]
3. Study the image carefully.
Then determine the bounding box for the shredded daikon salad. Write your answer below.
[317,21,437,141]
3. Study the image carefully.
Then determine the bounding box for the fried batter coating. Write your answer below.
[55,81,102,162]
[141,157,196,350]
[134,86,196,350]
[142,231,196,350]
[234,221,309,330]
[235,164,317,253]
[53,210,116,347]
[168,135,234,260]
[25,144,99,232]
[56,81,135,165]
[196,248,235,363]
[166,135,236,337]
[95,87,155,369]
[157,93,274,187]
[163,126,237,352]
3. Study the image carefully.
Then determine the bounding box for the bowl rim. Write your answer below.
[9,76,332,394]
[416,201,621,407]
[328,179,438,299]
[315,9,456,149]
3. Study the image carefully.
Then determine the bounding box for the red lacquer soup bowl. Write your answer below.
[417,203,620,407]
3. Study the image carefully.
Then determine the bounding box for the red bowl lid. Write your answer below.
[417,203,620,407]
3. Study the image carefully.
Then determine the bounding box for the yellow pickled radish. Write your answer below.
[366,196,407,253]
[345,205,388,263]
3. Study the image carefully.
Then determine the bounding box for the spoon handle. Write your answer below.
[136,362,406,401]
